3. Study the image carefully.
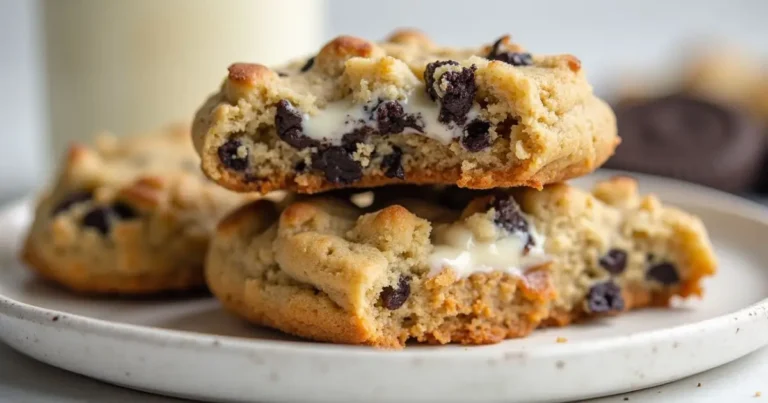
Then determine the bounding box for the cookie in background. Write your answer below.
[21,124,258,295]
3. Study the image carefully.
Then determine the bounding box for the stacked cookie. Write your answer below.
[192,30,717,348]
[22,30,718,348]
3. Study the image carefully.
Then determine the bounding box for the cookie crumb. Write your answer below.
[697,382,702,387]
[755,391,762,398]
[556,336,568,343]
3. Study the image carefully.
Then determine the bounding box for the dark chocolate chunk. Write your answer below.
[217,139,248,171]
[375,101,404,131]
[599,249,628,275]
[381,146,405,179]
[300,56,315,72]
[81,207,111,235]
[436,66,478,126]
[374,101,406,134]
[295,160,307,172]
[490,195,535,250]
[646,262,680,285]
[424,60,459,101]
[52,191,92,215]
[380,276,411,310]
[491,195,529,234]
[372,101,424,134]
[487,36,533,66]
[586,281,625,314]
[606,94,765,193]
[311,146,363,184]
[461,119,491,151]
[275,100,320,150]
[112,202,137,220]
[341,126,376,149]
[81,202,138,235]
[488,37,507,59]
[491,52,533,66]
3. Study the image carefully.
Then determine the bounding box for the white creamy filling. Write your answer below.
[300,86,480,145]
[428,218,550,279]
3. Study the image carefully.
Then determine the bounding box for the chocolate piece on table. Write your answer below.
[605,94,766,193]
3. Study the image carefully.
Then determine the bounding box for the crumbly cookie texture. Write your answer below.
[206,177,716,347]
[22,124,256,294]
[193,29,618,194]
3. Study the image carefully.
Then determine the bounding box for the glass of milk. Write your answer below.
[43,0,326,156]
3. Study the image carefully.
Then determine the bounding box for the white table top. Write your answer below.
[1,340,766,403]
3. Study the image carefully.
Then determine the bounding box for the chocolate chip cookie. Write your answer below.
[21,124,256,294]
[205,177,716,347]
[193,29,618,194]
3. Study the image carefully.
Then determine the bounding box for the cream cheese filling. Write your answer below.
[428,215,550,279]
[301,87,480,145]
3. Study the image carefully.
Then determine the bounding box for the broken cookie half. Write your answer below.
[205,177,716,347]
[192,30,618,194]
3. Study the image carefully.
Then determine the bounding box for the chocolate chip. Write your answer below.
[373,101,423,134]
[81,207,111,235]
[586,281,625,314]
[380,276,410,310]
[52,191,92,215]
[424,60,459,101]
[491,195,529,234]
[81,202,138,235]
[217,139,248,171]
[646,262,680,285]
[374,101,405,134]
[487,37,533,66]
[277,72,288,77]
[311,146,363,184]
[599,249,628,275]
[491,52,533,66]
[381,146,405,179]
[112,202,137,220]
[300,56,315,72]
[436,66,477,126]
[295,160,307,172]
[275,100,320,150]
[341,126,376,149]
[490,195,534,250]
[488,37,507,58]
[461,119,491,151]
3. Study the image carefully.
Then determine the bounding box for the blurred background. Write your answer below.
[2,0,768,201]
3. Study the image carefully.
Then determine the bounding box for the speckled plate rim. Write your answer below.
[1,170,768,403]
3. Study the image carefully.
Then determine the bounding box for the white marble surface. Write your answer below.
[0,340,766,402]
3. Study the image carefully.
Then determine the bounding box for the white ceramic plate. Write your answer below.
[1,171,768,403]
